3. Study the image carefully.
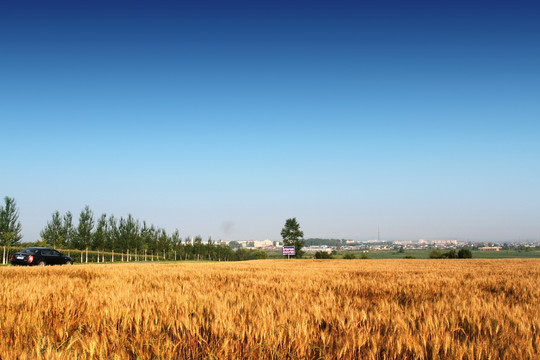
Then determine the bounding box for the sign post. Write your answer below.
[282,246,295,259]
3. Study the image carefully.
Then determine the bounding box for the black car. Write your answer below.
[10,247,73,266]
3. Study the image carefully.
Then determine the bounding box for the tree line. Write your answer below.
[429,248,472,259]
[0,197,268,262]
[38,205,268,261]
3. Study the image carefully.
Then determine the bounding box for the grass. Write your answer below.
[1,259,539,359]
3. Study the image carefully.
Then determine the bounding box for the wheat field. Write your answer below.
[0,259,538,359]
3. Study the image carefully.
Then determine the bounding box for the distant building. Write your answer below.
[479,246,501,251]
[431,239,458,245]
[253,239,274,249]
[304,245,332,253]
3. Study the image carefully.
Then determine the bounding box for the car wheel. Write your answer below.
[38,261,46,267]
[65,261,73,266]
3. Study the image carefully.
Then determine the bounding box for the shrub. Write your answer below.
[235,248,268,261]
[314,251,333,259]
[342,253,356,259]
[458,248,472,258]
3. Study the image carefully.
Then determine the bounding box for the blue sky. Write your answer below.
[1,0,539,242]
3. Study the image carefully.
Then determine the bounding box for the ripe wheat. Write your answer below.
[0,259,538,359]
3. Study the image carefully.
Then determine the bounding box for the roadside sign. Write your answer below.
[282,246,295,257]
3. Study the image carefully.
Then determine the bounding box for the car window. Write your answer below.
[41,250,51,256]
[21,249,38,254]
[52,250,62,256]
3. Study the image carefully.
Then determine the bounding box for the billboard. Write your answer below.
[282,246,296,256]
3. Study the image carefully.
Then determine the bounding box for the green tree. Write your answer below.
[118,214,140,251]
[40,210,73,248]
[429,249,443,259]
[205,237,215,260]
[73,205,94,250]
[458,248,472,258]
[140,221,154,255]
[157,229,170,258]
[281,217,305,258]
[92,213,108,250]
[170,229,181,248]
[216,243,234,261]
[0,196,23,246]
[193,235,204,260]
[235,248,268,260]
[106,215,118,251]
[170,229,181,258]
[62,212,74,248]
[314,251,332,259]
[40,211,63,248]
[228,240,241,249]
[183,237,194,260]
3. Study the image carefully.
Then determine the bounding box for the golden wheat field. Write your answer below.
[0,259,538,360]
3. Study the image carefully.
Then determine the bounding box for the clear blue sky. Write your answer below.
[1,0,539,242]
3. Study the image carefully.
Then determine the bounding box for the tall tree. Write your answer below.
[170,229,181,248]
[281,217,305,258]
[63,212,74,248]
[73,205,94,250]
[170,229,181,260]
[140,221,153,254]
[183,236,194,260]
[0,196,23,246]
[40,210,74,248]
[118,214,140,251]
[92,213,108,250]
[106,215,118,251]
[157,228,170,258]
[193,235,204,260]
[40,211,63,248]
